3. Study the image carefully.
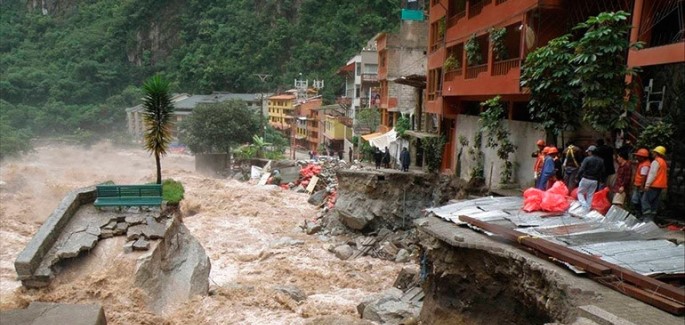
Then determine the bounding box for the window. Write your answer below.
[364,64,378,74]
[356,63,361,76]
[355,86,361,98]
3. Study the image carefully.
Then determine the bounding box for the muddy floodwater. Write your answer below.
[0,142,403,324]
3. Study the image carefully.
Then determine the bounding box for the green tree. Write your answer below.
[142,75,175,184]
[178,100,260,155]
[479,96,517,183]
[355,108,380,134]
[395,115,411,137]
[520,35,580,142]
[570,11,643,132]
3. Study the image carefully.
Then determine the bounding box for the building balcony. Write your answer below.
[492,58,520,76]
[465,64,488,79]
[442,58,522,97]
[362,73,379,82]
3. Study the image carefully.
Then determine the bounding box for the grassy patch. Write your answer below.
[162,179,185,204]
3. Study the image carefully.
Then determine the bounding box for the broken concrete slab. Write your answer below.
[124,215,146,225]
[133,238,150,251]
[103,221,117,230]
[0,302,107,325]
[123,240,135,253]
[143,216,167,239]
[55,225,101,259]
[100,229,114,239]
[126,225,144,241]
[113,222,128,235]
[308,189,327,206]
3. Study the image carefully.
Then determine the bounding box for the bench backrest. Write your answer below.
[96,184,162,198]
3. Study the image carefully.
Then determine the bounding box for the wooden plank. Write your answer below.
[306,176,319,193]
[599,279,685,315]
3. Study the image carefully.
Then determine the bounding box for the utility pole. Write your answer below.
[293,74,308,160]
[254,74,271,140]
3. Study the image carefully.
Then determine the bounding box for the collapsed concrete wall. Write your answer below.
[15,186,96,288]
[334,170,462,232]
[416,217,576,324]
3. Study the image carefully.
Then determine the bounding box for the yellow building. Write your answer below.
[267,94,297,132]
[321,104,351,153]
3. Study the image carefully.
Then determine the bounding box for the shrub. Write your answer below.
[162,179,185,204]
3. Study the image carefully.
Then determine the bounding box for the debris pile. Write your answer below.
[282,158,347,210]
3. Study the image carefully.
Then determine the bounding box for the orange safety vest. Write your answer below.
[534,152,544,173]
[651,156,668,189]
[633,160,651,187]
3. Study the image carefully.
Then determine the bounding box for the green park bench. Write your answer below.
[93,184,163,209]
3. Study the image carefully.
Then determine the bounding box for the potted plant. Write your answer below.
[489,27,508,61]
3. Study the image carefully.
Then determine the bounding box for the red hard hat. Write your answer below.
[536,139,545,146]
[634,148,649,158]
[542,147,550,154]
[547,147,559,154]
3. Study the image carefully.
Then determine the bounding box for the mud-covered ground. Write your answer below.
[0,142,402,324]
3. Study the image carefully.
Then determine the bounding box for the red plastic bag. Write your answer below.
[523,188,544,212]
[540,192,570,212]
[570,188,578,200]
[591,188,611,215]
[547,181,569,196]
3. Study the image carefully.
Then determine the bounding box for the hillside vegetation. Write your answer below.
[0,0,400,158]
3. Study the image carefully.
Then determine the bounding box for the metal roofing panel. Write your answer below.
[428,196,684,275]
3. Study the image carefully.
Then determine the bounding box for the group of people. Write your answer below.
[532,139,669,220]
[372,146,411,172]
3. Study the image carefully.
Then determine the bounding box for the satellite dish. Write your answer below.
[525,24,536,49]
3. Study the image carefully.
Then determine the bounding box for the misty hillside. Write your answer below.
[0,0,400,157]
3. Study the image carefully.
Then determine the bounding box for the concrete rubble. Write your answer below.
[0,302,107,325]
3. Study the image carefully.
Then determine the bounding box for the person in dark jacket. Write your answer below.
[576,145,605,212]
[400,147,410,172]
[382,146,391,168]
[373,147,382,169]
[562,142,583,191]
[595,139,615,185]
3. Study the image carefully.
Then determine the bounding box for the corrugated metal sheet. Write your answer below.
[427,196,684,275]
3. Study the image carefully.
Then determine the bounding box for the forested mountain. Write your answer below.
[0,0,400,157]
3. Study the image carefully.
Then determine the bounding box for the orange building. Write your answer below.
[426,0,642,172]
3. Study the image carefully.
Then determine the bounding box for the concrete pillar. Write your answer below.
[629,0,644,44]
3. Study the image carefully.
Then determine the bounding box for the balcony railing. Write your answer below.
[447,10,465,27]
[492,58,520,76]
[362,73,378,82]
[465,64,488,79]
[430,41,442,53]
[444,68,463,81]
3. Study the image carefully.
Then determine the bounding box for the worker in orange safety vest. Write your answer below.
[532,139,546,183]
[630,148,651,216]
[641,146,668,221]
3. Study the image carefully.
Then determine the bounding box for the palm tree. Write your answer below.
[142,75,174,184]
